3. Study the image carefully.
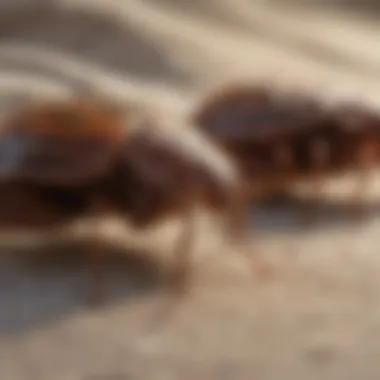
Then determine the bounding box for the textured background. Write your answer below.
[2,1,380,379]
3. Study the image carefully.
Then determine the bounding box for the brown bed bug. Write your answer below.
[191,83,380,224]
[0,97,260,306]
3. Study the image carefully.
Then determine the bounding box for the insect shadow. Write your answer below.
[246,193,380,235]
[0,236,169,336]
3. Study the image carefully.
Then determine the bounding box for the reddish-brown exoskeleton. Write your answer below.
[0,97,253,306]
[192,84,380,223]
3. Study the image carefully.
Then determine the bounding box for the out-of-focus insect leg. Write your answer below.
[225,180,251,245]
[227,180,274,280]
[170,206,197,296]
[86,200,108,307]
[273,142,294,200]
[146,207,197,331]
[352,142,376,219]
[299,138,329,227]
[275,143,293,173]
[86,234,106,307]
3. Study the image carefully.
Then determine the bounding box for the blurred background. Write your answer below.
[2,1,380,379]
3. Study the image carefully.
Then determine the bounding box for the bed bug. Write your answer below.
[191,84,380,224]
[0,97,259,306]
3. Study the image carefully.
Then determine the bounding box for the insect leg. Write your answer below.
[228,180,274,280]
[86,199,108,307]
[146,206,198,331]
[86,235,106,307]
[170,206,197,296]
[299,138,329,227]
[352,141,376,219]
[272,142,294,201]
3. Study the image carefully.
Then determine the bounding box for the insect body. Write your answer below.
[0,98,247,305]
[192,84,380,220]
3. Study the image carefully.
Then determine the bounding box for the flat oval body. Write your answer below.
[193,85,380,185]
[0,100,127,186]
[194,85,326,143]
